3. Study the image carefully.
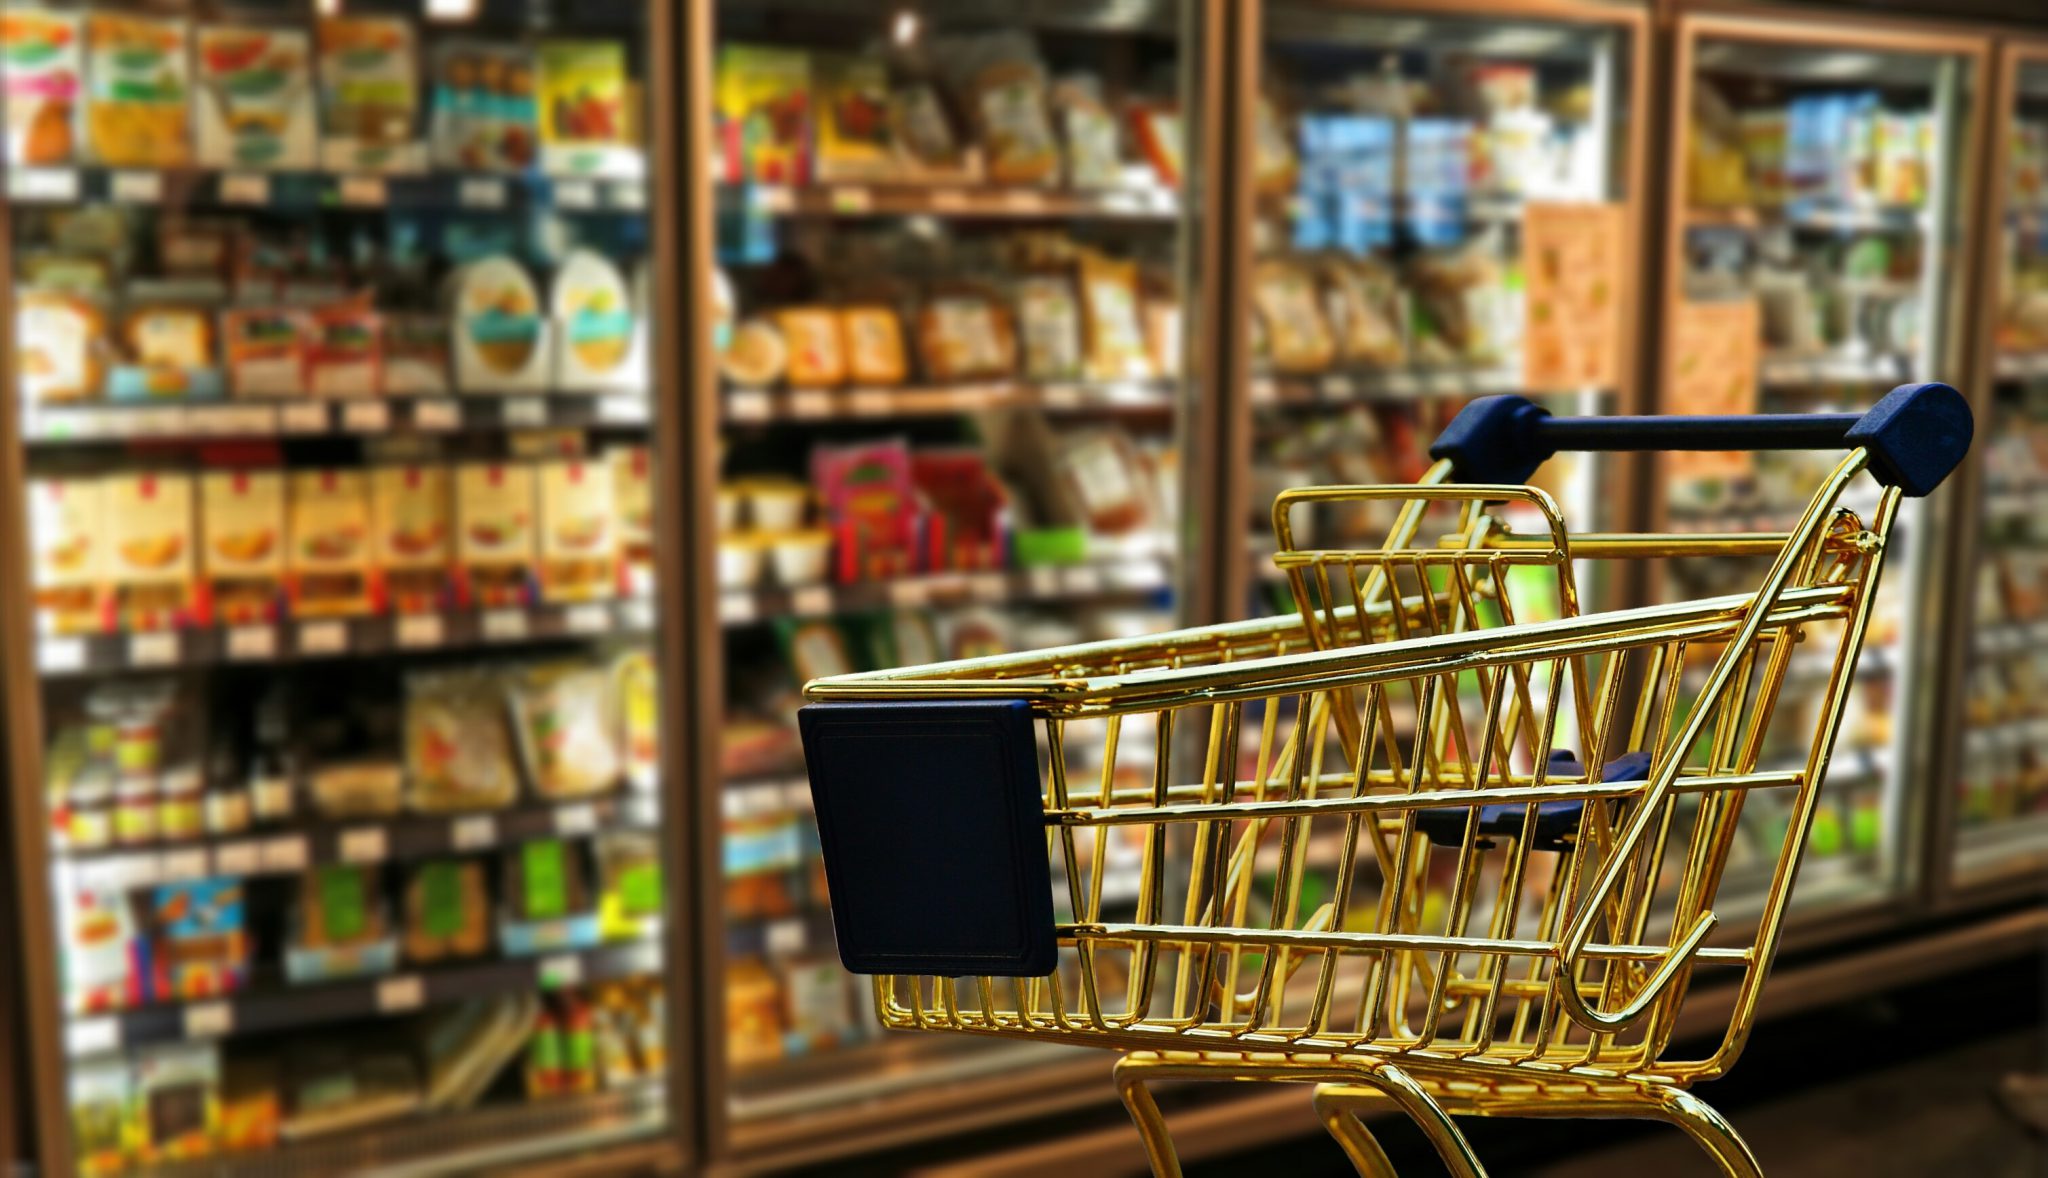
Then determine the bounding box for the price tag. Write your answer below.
[111,170,164,203]
[999,189,1046,213]
[160,848,209,882]
[1322,374,1357,399]
[129,631,180,667]
[791,586,833,617]
[554,803,598,836]
[597,396,647,424]
[9,167,79,202]
[929,188,970,213]
[1062,566,1105,595]
[340,827,388,864]
[1249,377,1278,404]
[789,390,833,419]
[609,182,647,211]
[377,974,425,1013]
[279,402,329,434]
[226,625,277,661]
[37,637,86,674]
[752,184,794,213]
[214,841,261,876]
[482,609,529,642]
[452,815,497,850]
[183,1001,233,1039]
[727,389,770,422]
[537,953,584,990]
[339,175,387,206]
[766,918,807,955]
[459,177,507,209]
[848,389,892,416]
[261,836,308,872]
[1040,384,1084,410]
[555,179,599,209]
[887,580,929,608]
[66,1018,119,1058]
[718,594,758,626]
[341,400,390,432]
[1027,567,1061,597]
[829,186,872,214]
[971,572,1009,603]
[564,603,610,635]
[412,399,460,431]
[298,620,348,655]
[220,172,270,205]
[503,397,547,427]
[395,613,444,649]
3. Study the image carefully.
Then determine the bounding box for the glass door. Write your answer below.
[1951,41,2048,891]
[1,2,684,1173]
[1660,13,1986,924]
[699,0,1207,1156]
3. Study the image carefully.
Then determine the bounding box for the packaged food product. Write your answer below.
[429,40,537,171]
[505,838,594,924]
[307,304,382,399]
[609,447,654,585]
[218,1058,280,1153]
[782,619,856,683]
[1056,428,1153,534]
[784,958,858,1054]
[402,858,492,963]
[221,309,309,399]
[552,249,639,390]
[1130,103,1184,188]
[596,831,662,939]
[1322,256,1405,367]
[195,25,317,170]
[1406,242,1514,366]
[841,305,907,387]
[814,53,890,182]
[812,437,920,579]
[510,663,622,799]
[85,13,190,167]
[404,668,519,813]
[70,1059,130,1177]
[3,8,83,166]
[1253,259,1336,373]
[537,458,618,603]
[939,31,1058,186]
[1143,291,1182,380]
[726,957,786,1068]
[381,315,451,396]
[371,464,451,613]
[135,1044,219,1164]
[714,44,810,185]
[308,759,402,819]
[720,318,787,387]
[917,293,1016,382]
[147,879,248,1002]
[19,250,111,295]
[889,81,969,180]
[316,17,421,172]
[610,649,659,788]
[451,257,549,391]
[456,462,537,607]
[112,305,222,401]
[200,470,285,625]
[282,1047,419,1140]
[1254,96,1297,197]
[16,290,105,403]
[1053,76,1120,188]
[537,39,633,175]
[419,993,537,1110]
[106,473,197,627]
[64,882,138,1014]
[29,478,102,632]
[776,306,847,388]
[1015,275,1083,382]
[769,530,833,587]
[1078,252,1153,381]
[287,469,372,617]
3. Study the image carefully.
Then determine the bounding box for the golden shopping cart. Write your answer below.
[797,384,1972,1177]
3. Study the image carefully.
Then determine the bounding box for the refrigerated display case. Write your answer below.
[1657,10,1988,927]
[1242,0,1648,618]
[0,3,688,1174]
[692,0,1215,1162]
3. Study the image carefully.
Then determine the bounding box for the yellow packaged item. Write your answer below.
[371,465,452,614]
[456,462,537,608]
[287,470,373,618]
[1078,252,1153,381]
[776,306,847,388]
[200,470,285,626]
[538,458,618,603]
[16,290,104,403]
[29,478,103,633]
[85,13,190,167]
[106,472,196,629]
[841,305,907,386]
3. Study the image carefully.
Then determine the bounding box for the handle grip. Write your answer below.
[1429,381,1972,497]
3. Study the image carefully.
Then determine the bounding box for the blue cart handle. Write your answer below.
[1428,381,1972,497]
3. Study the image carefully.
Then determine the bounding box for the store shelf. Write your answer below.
[1685,203,1930,233]
[34,597,655,678]
[722,379,1177,425]
[722,182,1179,221]
[1973,619,2048,657]
[20,393,651,446]
[1759,351,1914,389]
[1983,485,2048,516]
[4,165,646,214]
[1994,351,2048,381]
[719,560,1172,626]
[1249,365,1531,407]
[65,937,663,1059]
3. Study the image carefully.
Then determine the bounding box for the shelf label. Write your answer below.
[340,827,388,864]
[597,395,648,424]
[214,841,261,876]
[971,572,1009,603]
[727,389,770,422]
[341,400,390,433]
[37,637,85,674]
[829,186,872,213]
[553,803,598,836]
[160,848,209,882]
[564,603,610,635]
[930,188,969,212]
[111,170,164,203]
[395,613,443,649]
[377,974,425,1013]
[129,631,179,668]
[791,586,833,617]
[9,167,78,202]
[481,608,529,642]
[609,182,647,211]
[1322,375,1356,399]
[1000,189,1046,213]
[788,390,832,419]
[298,620,348,655]
[537,953,583,990]
[503,397,547,427]
[887,580,929,608]
[220,172,270,205]
[261,836,309,873]
[717,593,757,626]
[1040,384,1084,410]
[459,177,507,209]
[452,814,497,850]
[226,625,276,661]
[1026,567,1061,597]
[339,175,387,206]
[412,399,460,431]
[279,402,329,434]
[66,1018,119,1058]
[847,389,892,416]
[766,918,807,955]
[555,179,599,209]
[1061,566,1105,595]
[183,1001,233,1040]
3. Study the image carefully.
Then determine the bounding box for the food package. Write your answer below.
[308,760,402,819]
[371,464,452,613]
[510,663,622,800]
[504,838,596,926]
[222,308,310,398]
[85,13,190,167]
[316,17,422,173]
[1143,287,1182,380]
[450,257,551,392]
[1055,428,1154,534]
[784,958,859,1054]
[111,305,224,401]
[106,472,196,627]
[159,218,239,280]
[456,462,537,607]
[70,1059,131,1177]
[19,250,111,295]
[64,882,139,1015]
[1054,76,1121,188]
[1254,96,1297,197]
[917,292,1016,382]
[596,831,662,940]
[1016,275,1083,382]
[537,39,634,176]
[1323,256,1405,366]
[552,249,639,391]
[1406,242,1515,365]
[1078,252,1153,381]
[938,31,1058,186]
[776,306,847,388]
[306,304,382,399]
[135,1044,219,1165]
[3,8,83,166]
[404,668,519,813]
[421,993,537,1111]
[29,477,102,632]
[195,25,316,170]
[611,649,659,788]
[889,80,971,180]
[146,879,249,1002]
[403,859,492,963]
[382,315,451,397]
[720,318,788,387]
[1253,258,1336,373]
[537,457,617,603]
[287,864,397,982]
[609,446,654,587]
[714,44,810,185]
[841,305,908,387]
[815,53,891,182]
[726,957,785,1068]
[218,1058,281,1153]
[429,41,537,171]
[281,1047,419,1141]
[200,470,285,625]
[16,290,105,403]
[1130,104,1184,189]
[287,469,372,617]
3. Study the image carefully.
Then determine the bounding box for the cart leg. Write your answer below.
[1467,1085,1762,1178]
[1646,1089,1764,1178]
[1114,1054,1185,1178]
[1312,1084,1399,1177]
[1316,1065,1487,1178]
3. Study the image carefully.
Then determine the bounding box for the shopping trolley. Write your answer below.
[798,383,1972,1177]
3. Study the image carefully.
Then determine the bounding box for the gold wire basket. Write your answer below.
[799,386,1971,1177]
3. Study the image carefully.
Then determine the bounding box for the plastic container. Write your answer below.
[115,779,159,845]
[205,788,251,836]
[744,480,809,530]
[717,536,764,590]
[769,531,832,586]
[66,773,114,851]
[716,485,745,533]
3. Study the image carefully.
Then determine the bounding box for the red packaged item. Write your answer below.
[811,439,921,582]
